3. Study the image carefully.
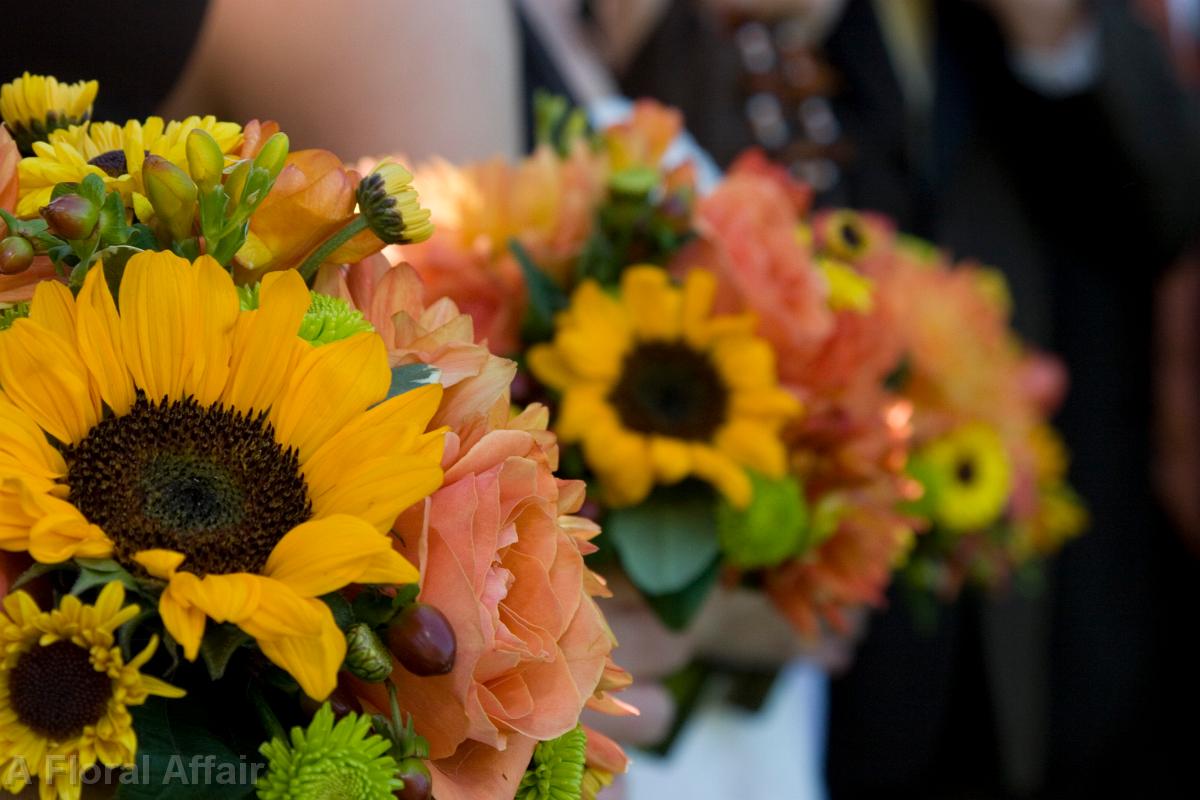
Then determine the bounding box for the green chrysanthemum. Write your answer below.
[517,725,588,800]
[257,704,402,800]
[717,472,808,569]
[0,302,30,332]
[239,285,374,345]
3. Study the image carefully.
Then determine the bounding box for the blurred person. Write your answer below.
[4,0,522,162]
[608,0,1200,797]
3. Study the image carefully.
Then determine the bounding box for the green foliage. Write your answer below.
[387,363,441,399]
[605,482,720,596]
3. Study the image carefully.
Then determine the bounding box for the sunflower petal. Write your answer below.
[187,255,239,406]
[76,266,135,415]
[270,331,390,460]
[118,251,195,402]
[28,280,77,341]
[255,608,346,701]
[263,515,419,596]
[622,266,680,340]
[0,318,100,444]
[222,270,309,414]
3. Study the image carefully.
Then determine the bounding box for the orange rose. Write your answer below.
[673,167,835,389]
[332,258,627,800]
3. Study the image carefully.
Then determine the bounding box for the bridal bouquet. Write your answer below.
[386,98,1085,638]
[381,102,906,637]
[869,232,1088,600]
[0,74,628,800]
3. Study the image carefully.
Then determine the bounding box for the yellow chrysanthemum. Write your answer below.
[0,73,98,153]
[15,116,242,217]
[529,266,800,508]
[0,252,445,700]
[0,582,183,800]
[923,422,1012,532]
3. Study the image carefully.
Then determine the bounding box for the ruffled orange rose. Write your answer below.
[332,257,627,800]
[672,165,834,389]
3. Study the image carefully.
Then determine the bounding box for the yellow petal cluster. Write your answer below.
[529,266,799,508]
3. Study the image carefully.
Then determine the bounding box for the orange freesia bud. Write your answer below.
[238,149,383,273]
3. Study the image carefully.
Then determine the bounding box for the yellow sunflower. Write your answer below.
[15,116,243,217]
[0,251,446,700]
[0,73,98,154]
[0,582,183,800]
[528,266,800,508]
[923,422,1012,532]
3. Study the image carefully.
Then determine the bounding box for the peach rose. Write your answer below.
[672,167,834,388]
[332,258,627,800]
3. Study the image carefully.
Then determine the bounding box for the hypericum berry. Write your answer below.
[395,757,433,800]
[386,603,456,677]
[40,194,98,240]
[0,236,34,275]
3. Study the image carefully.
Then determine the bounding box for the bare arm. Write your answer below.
[161,0,523,162]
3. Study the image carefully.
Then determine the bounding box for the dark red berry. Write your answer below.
[386,603,456,677]
[40,194,98,240]
[395,758,433,800]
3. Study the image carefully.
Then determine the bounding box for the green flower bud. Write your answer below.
[142,154,198,242]
[40,194,98,240]
[239,286,375,346]
[0,236,34,275]
[223,159,252,206]
[343,623,393,683]
[186,128,226,191]
[716,472,808,569]
[252,132,290,181]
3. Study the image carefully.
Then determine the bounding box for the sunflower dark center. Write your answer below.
[840,220,863,249]
[955,456,977,485]
[87,149,129,178]
[59,395,312,577]
[7,640,112,740]
[608,342,729,440]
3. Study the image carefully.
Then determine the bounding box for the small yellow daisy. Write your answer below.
[0,582,183,800]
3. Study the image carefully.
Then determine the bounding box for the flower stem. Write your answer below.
[250,685,287,743]
[297,215,369,285]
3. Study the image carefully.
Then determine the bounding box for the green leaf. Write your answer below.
[387,363,441,399]
[322,592,357,631]
[605,482,720,595]
[71,559,139,596]
[644,557,721,631]
[9,560,69,591]
[78,173,108,207]
[509,238,568,343]
[118,697,259,799]
[200,624,253,681]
